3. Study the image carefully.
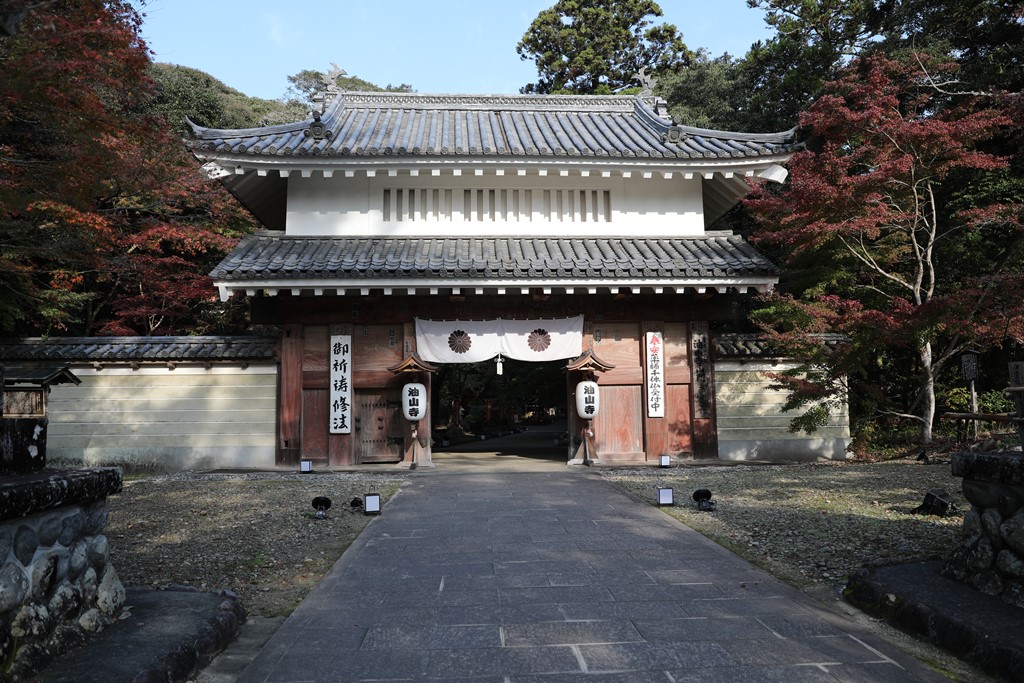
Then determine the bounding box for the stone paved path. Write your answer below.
[237,461,948,682]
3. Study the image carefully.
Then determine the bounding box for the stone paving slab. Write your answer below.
[237,470,950,683]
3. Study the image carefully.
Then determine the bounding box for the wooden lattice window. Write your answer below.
[383,188,611,223]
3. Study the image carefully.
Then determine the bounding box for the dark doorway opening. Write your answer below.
[431,358,567,462]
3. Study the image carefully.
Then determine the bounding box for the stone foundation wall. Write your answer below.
[943,452,1024,609]
[0,468,123,680]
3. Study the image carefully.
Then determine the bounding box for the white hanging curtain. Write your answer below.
[415,316,583,364]
[499,317,583,361]
[415,318,502,363]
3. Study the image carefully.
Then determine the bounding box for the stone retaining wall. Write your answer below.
[943,451,1024,609]
[0,468,123,680]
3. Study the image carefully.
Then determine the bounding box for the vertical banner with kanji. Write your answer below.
[646,331,665,418]
[329,335,352,434]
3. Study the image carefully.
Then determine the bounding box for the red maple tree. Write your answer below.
[746,54,1023,443]
[0,0,254,335]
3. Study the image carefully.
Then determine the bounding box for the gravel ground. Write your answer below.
[598,457,965,598]
[106,472,406,617]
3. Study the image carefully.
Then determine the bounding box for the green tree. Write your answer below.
[736,0,1024,130]
[864,0,1024,92]
[517,0,691,94]
[149,63,306,132]
[284,68,413,106]
[659,52,748,130]
[150,64,228,130]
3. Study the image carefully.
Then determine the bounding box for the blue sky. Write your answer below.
[138,1,773,99]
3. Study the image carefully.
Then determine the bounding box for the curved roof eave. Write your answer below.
[192,151,796,173]
[207,233,782,301]
[214,276,780,302]
[185,90,798,165]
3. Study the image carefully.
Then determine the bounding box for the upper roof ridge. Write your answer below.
[329,90,640,112]
[185,90,797,159]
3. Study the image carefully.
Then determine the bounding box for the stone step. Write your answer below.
[193,615,286,683]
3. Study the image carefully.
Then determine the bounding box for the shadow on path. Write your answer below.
[431,421,567,472]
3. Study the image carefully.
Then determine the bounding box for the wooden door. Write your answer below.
[592,385,644,458]
[354,389,403,463]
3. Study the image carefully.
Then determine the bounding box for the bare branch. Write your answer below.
[911,50,1007,97]
[877,409,926,425]
[837,233,915,294]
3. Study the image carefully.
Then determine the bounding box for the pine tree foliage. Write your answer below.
[517,0,690,94]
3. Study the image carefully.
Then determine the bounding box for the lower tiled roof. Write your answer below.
[714,333,847,358]
[211,233,779,284]
[0,337,277,362]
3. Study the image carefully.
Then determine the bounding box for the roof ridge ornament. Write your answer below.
[633,67,656,98]
[663,125,688,144]
[311,63,347,114]
[631,67,681,143]
[325,63,346,96]
[305,110,332,140]
[306,64,346,140]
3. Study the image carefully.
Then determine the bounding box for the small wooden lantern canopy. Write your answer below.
[387,353,439,375]
[565,349,616,376]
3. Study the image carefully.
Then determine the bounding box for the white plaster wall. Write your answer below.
[284,172,705,237]
[714,361,851,461]
[44,363,277,470]
[616,175,703,236]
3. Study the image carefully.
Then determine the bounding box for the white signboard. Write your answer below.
[646,331,665,418]
[329,335,352,434]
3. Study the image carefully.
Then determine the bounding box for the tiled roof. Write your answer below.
[1,364,80,387]
[210,233,780,284]
[0,337,277,362]
[714,333,847,358]
[187,92,797,161]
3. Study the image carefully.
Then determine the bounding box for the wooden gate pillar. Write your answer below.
[690,321,719,459]
[278,324,303,465]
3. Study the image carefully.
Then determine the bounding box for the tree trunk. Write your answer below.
[919,341,936,444]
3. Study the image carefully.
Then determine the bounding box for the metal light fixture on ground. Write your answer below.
[914,489,956,516]
[363,493,381,515]
[658,454,671,467]
[311,496,332,519]
[692,488,716,512]
[299,459,313,473]
[657,487,673,506]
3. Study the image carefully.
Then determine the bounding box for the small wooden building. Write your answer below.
[1,363,80,474]
[187,86,849,467]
